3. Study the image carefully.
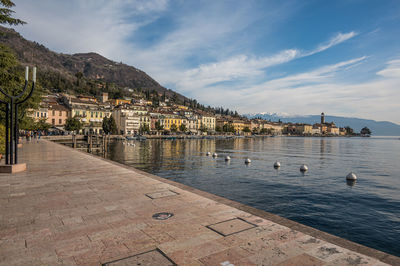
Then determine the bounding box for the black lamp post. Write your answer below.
[0,66,36,170]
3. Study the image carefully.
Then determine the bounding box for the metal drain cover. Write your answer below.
[152,212,174,220]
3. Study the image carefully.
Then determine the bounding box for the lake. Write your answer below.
[105,136,400,256]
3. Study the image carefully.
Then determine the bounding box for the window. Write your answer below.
[96,112,98,118]
[100,113,103,118]
[52,119,55,125]
[59,119,62,124]
[59,111,62,116]
[91,112,94,117]
[52,110,55,116]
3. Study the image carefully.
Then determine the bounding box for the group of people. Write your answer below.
[22,130,42,141]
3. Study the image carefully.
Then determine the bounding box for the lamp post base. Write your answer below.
[0,163,27,173]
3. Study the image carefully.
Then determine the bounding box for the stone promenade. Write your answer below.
[0,140,398,265]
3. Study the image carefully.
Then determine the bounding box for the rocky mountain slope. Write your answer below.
[0,26,184,99]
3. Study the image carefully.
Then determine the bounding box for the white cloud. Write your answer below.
[193,58,400,124]
[306,31,357,55]
[14,0,169,59]
[173,31,358,93]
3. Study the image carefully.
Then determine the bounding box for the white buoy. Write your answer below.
[245,158,251,164]
[274,161,281,168]
[212,153,218,158]
[206,152,211,156]
[346,172,357,180]
[225,156,231,161]
[300,164,308,172]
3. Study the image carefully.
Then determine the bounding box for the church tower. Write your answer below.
[321,112,325,124]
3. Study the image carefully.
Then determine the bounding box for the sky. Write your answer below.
[11,0,400,124]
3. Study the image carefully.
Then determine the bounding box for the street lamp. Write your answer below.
[0,66,36,173]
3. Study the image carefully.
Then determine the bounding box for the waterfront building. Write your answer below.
[313,123,328,134]
[295,124,313,135]
[311,127,321,135]
[32,107,48,121]
[216,117,229,130]
[199,113,216,132]
[163,114,183,131]
[261,122,283,134]
[232,120,246,134]
[327,125,340,135]
[139,113,151,132]
[47,104,70,127]
[112,106,141,135]
[182,115,199,134]
[65,96,112,134]
[283,123,297,135]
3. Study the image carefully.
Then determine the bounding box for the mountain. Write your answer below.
[245,113,400,136]
[0,26,185,100]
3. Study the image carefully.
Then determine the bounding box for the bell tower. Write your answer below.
[321,112,325,124]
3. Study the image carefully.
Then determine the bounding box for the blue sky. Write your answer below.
[12,0,400,123]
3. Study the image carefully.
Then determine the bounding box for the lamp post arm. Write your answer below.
[0,87,11,100]
[14,81,29,99]
[16,82,35,104]
[0,81,28,100]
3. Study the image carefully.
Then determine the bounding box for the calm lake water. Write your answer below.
[105,136,400,256]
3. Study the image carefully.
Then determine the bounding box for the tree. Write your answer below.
[35,118,51,131]
[108,116,118,134]
[139,123,150,134]
[155,121,164,131]
[223,123,235,133]
[102,116,117,134]
[179,124,187,132]
[360,127,371,136]
[199,123,207,133]
[243,127,251,133]
[215,125,222,132]
[102,116,109,134]
[170,124,178,132]
[65,117,82,133]
[345,126,354,135]
[0,0,26,26]
[75,72,83,87]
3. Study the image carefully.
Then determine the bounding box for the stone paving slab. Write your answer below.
[0,140,398,265]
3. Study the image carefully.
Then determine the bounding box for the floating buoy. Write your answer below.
[206,152,211,156]
[212,153,218,158]
[225,156,231,161]
[346,172,357,180]
[245,158,251,164]
[300,164,308,172]
[274,161,281,168]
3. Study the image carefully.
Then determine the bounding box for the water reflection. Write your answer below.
[346,180,357,187]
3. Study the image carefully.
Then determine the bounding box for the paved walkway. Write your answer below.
[0,140,398,265]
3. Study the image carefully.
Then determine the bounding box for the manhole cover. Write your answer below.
[152,212,174,220]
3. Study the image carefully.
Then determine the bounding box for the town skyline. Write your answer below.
[12,0,400,124]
